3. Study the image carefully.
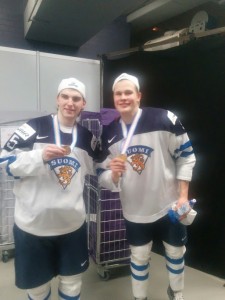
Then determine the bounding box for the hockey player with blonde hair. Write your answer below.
[97,73,196,300]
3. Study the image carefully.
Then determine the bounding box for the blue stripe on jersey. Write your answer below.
[131,261,149,271]
[58,289,80,300]
[175,141,192,153]
[180,149,194,157]
[165,255,184,264]
[0,156,19,178]
[166,265,184,274]
[174,141,194,158]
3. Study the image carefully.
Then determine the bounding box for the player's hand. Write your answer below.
[176,197,189,208]
[109,156,126,184]
[42,145,67,162]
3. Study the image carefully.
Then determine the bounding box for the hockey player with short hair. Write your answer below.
[0,77,99,300]
[97,73,196,300]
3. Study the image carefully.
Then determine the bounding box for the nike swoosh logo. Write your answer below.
[81,260,87,267]
[36,135,48,139]
[108,135,116,143]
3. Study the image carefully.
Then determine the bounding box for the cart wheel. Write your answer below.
[98,270,110,281]
[2,250,9,263]
[97,266,111,281]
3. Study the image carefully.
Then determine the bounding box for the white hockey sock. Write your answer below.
[27,281,51,300]
[58,274,82,300]
[163,241,186,291]
[130,242,152,299]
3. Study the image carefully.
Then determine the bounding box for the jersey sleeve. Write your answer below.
[0,119,47,177]
[167,110,196,181]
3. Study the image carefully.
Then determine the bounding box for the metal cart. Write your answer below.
[0,125,19,262]
[84,175,130,280]
[0,168,15,262]
[81,117,130,280]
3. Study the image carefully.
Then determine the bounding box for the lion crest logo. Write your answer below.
[57,165,73,187]
[130,153,146,173]
[127,145,153,175]
[48,157,81,189]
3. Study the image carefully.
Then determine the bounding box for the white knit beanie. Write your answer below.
[58,77,86,99]
[112,73,140,91]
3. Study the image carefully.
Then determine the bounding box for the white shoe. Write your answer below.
[167,286,184,300]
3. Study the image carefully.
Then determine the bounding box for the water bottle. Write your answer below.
[168,199,196,224]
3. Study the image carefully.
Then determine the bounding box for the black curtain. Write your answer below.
[102,36,225,279]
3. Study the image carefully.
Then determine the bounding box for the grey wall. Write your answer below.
[0,0,130,121]
[0,48,101,124]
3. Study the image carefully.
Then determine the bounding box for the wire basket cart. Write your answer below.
[0,168,15,262]
[0,125,18,263]
[81,117,130,280]
[84,176,130,280]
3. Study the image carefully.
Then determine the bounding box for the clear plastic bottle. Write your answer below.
[168,199,196,224]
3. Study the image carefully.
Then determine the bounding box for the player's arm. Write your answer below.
[0,121,55,177]
[176,180,189,208]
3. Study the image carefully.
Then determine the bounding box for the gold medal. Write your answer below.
[62,145,71,156]
[118,154,127,161]
[53,115,77,157]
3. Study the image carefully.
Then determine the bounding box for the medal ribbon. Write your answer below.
[53,115,77,152]
[120,108,142,154]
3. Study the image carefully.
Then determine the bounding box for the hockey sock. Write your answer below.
[27,281,51,300]
[130,242,152,299]
[163,241,186,291]
[58,274,82,300]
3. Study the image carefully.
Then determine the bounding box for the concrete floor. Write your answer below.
[0,251,224,300]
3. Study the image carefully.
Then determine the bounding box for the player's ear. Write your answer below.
[138,92,142,104]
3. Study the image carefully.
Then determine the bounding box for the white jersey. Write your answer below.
[0,114,98,236]
[98,107,196,223]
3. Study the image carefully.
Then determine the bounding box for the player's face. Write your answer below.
[57,88,86,125]
[113,80,141,121]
